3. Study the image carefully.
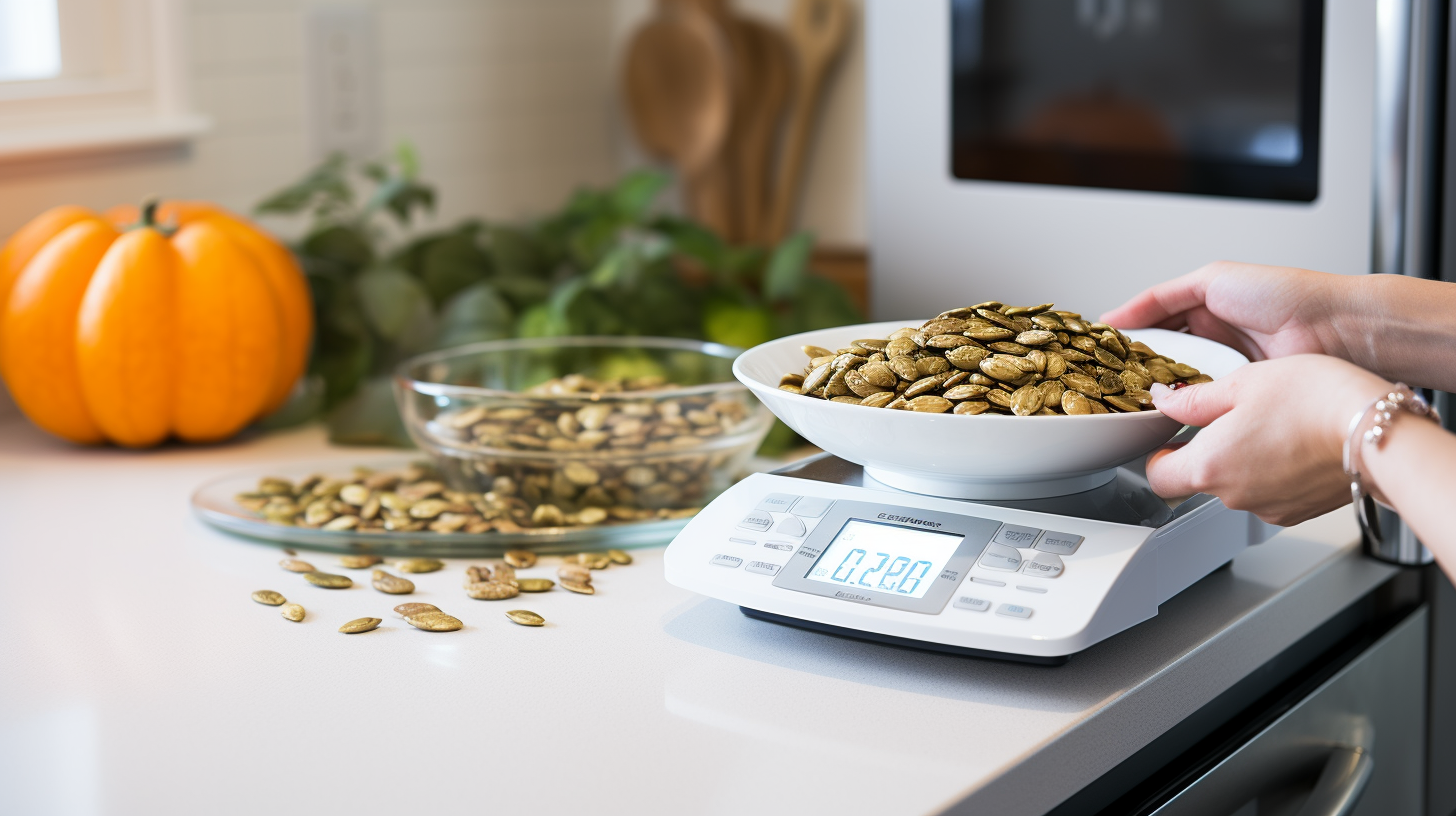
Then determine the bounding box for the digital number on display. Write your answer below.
[805,519,964,600]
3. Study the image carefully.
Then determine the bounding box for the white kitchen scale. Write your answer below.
[664,450,1274,665]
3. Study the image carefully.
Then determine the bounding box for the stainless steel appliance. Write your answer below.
[866,1,1454,811]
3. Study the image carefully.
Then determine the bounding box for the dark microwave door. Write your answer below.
[950,0,1324,202]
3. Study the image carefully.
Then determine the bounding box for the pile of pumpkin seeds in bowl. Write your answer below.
[780,302,1212,416]
[410,373,770,524]
[233,459,702,536]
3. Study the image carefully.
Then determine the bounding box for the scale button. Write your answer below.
[971,577,1006,587]
[1016,585,1048,594]
[789,496,833,518]
[763,541,795,552]
[728,537,756,547]
[954,596,991,612]
[774,514,807,537]
[993,524,1042,549]
[710,554,743,568]
[1021,552,1065,579]
[737,511,774,532]
[1036,531,1084,556]
[996,603,1033,619]
[978,542,1023,571]
[755,493,800,513]
[745,561,781,576]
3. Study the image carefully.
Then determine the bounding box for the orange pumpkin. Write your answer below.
[0,201,313,447]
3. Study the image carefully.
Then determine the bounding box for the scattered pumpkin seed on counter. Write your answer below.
[505,610,546,627]
[280,604,306,622]
[339,617,382,634]
[251,590,287,606]
[781,302,1213,415]
[370,570,415,595]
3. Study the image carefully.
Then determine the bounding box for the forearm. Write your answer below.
[1327,274,1456,391]
[1362,413,1456,579]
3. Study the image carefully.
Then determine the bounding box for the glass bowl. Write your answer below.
[393,336,774,542]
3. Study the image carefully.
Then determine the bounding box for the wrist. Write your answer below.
[1317,274,1373,367]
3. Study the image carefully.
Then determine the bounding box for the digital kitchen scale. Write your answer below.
[664,452,1274,665]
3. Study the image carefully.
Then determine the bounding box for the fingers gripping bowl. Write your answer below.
[734,323,1248,499]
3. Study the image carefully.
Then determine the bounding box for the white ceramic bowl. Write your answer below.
[734,322,1249,499]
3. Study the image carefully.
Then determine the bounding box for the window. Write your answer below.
[0,0,62,82]
[0,0,207,160]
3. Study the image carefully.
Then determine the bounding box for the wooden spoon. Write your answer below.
[764,0,851,243]
[732,17,793,245]
[622,0,734,231]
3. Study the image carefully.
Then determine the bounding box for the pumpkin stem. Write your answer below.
[129,198,176,236]
[139,199,161,228]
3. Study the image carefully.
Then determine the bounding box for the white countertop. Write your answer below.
[0,419,1399,816]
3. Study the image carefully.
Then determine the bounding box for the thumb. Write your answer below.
[1150,380,1235,428]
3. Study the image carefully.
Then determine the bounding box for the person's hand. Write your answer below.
[1146,355,1391,525]
[1099,261,1353,364]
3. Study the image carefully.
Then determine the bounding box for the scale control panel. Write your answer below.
[665,471,1255,659]
[706,490,1090,622]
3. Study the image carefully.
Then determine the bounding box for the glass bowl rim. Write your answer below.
[395,335,753,401]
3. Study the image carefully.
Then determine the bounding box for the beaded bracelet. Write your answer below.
[1342,383,1440,548]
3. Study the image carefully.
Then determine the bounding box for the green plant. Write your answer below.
[254,145,862,449]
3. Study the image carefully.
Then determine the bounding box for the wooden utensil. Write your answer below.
[622,0,735,233]
[764,0,851,244]
[684,0,749,242]
[732,17,793,245]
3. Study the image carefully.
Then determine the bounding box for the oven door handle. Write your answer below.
[1294,746,1374,816]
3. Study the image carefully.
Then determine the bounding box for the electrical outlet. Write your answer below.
[306,4,378,160]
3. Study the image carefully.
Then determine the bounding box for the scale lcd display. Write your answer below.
[805,520,966,600]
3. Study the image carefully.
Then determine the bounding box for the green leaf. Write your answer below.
[420,229,490,305]
[302,225,375,269]
[254,153,351,216]
[489,226,544,277]
[517,302,571,337]
[762,231,814,302]
[436,282,513,348]
[702,297,775,349]
[610,170,670,220]
[327,376,413,447]
[394,141,421,179]
[355,267,432,341]
[776,273,864,335]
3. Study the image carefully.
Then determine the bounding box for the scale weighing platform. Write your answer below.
[664,454,1275,664]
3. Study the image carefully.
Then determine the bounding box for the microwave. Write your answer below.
[866,0,1441,319]
[866,3,1454,812]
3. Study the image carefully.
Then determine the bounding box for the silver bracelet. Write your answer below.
[1342,383,1439,549]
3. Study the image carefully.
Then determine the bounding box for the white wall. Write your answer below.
[0,0,624,239]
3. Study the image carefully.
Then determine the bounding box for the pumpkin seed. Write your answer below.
[371,570,415,595]
[505,609,546,627]
[280,603,305,622]
[303,572,353,589]
[504,549,537,568]
[396,558,445,574]
[339,617,382,634]
[465,581,520,600]
[776,301,1209,415]
[251,590,286,606]
[518,578,556,592]
[577,553,611,570]
[560,578,596,595]
[405,612,463,632]
[393,603,440,617]
[607,548,633,565]
[338,555,382,569]
[557,564,592,583]
[279,559,315,573]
